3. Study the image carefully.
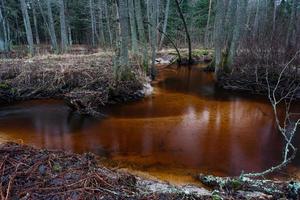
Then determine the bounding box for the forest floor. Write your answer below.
[0,142,299,200]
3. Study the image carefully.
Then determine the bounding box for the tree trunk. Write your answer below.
[118,0,129,72]
[0,3,5,51]
[272,0,277,34]
[20,0,34,55]
[214,0,226,75]
[253,0,260,37]
[286,0,297,50]
[174,0,192,64]
[204,0,212,48]
[98,0,105,46]
[32,0,40,45]
[224,0,237,51]
[227,0,247,70]
[0,0,8,52]
[135,0,149,71]
[104,0,113,47]
[128,0,138,53]
[89,0,96,47]
[46,0,58,51]
[135,0,146,45]
[147,0,158,78]
[59,0,68,52]
[159,0,170,49]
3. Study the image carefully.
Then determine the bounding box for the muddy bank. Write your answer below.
[0,53,148,116]
[0,142,211,200]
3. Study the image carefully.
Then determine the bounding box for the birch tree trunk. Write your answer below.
[46,0,58,51]
[159,0,170,49]
[214,0,226,75]
[32,0,40,45]
[128,0,138,53]
[20,0,34,55]
[59,0,68,52]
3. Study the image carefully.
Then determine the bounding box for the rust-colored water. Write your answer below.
[0,64,299,184]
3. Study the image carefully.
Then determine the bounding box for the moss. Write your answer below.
[52,163,62,172]
[212,190,223,200]
[192,49,210,56]
[230,178,242,190]
[0,83,10,90]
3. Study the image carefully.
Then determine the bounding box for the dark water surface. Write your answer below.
[0,64,299,184]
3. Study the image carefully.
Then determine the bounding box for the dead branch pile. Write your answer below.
[0,142,211,200]
[0,53,146,116]
[0,142,139,199]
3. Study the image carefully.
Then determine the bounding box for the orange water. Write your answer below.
[0,64,299,184]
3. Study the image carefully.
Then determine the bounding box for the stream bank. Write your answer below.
[0,142,299,200]
[0,142,211,200]
[0,53,148,117]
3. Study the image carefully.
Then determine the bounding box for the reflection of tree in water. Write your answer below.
[66,110,99,133]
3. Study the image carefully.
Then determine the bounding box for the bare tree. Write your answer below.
[159,0,170,49]
[243,51,300,178]
[174,0,192,64]
[118,0,129,73]
[227,0,247,69]
[214,0,226,74]
[0,0,8,51]
[98,0,105,46]
[45,0,58,51]
[204,0,212,48]
[89,0,97,47]
[59,0,68,52]
[128,0,138,53]
[20,0,34,55]
[103,0,113,47]
[32,0,40,45]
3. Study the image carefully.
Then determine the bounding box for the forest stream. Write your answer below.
[0,64,299,185]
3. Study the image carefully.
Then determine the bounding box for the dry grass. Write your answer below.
[0,53,147,116]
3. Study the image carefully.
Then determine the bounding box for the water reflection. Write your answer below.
[0,64,298,181]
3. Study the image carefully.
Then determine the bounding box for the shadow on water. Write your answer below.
[0,64,299,184]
